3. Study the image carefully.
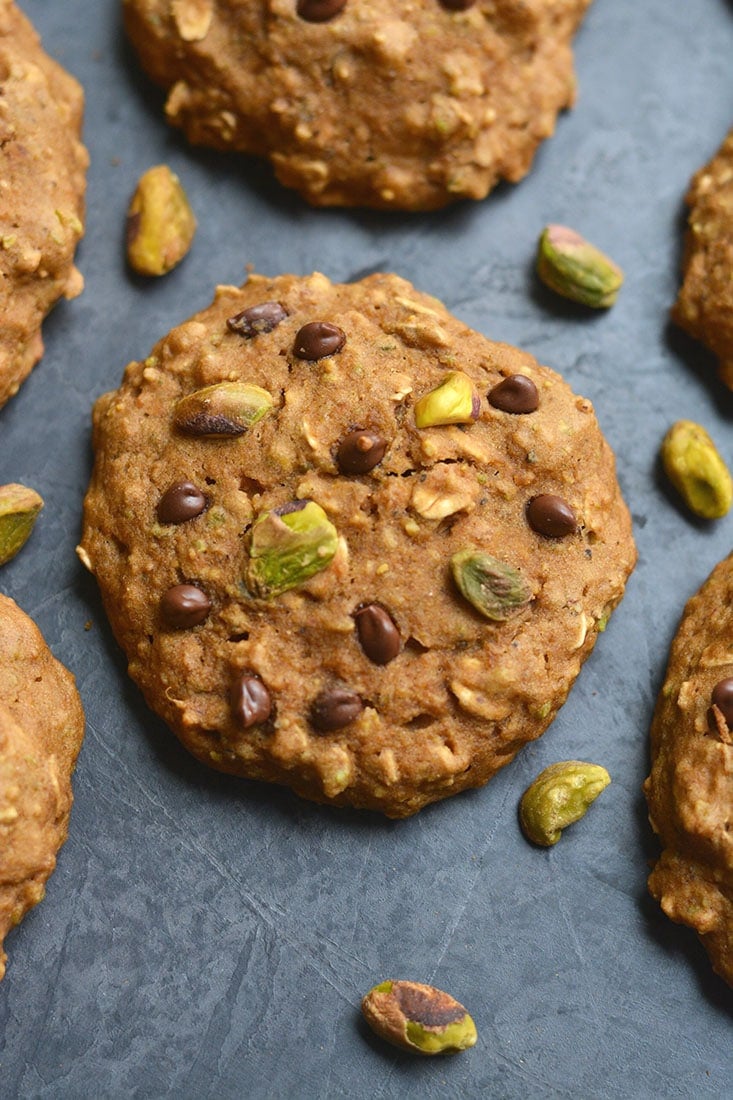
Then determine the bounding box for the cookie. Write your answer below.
[672,128,733,390]
[78,271,635,817]
[0,594,85,981]
[644,555,733,987]
[0,0,88,408]
[122,0,591,211]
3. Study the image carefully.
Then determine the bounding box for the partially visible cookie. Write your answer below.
[672,128,733,390]
[0,594,85,981]
[644,555,733,987]
[79,271,635,817]
[0,0,88,408]
[122,0,591,211]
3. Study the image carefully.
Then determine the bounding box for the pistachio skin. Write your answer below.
[126,164,196,276]
[660,419,732,519]
[361,980,477,1055]
[536,225,623,308]
[451,549,531,620]
[246,500,338,598]
[173,382,275,438]
[519,761,611,846]
[0,484,43,566]
[414,372,480,428]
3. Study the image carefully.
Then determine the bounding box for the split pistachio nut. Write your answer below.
[519,761,611,847]
[536,225,623,308]
[361,980,477,1055]
[660,419,732,519]
[246,500,338,598]
[0,484,43,565]
[126,164,197,276]
[414,372,480,428]
[174,381,275,437]
[451,549,531,621]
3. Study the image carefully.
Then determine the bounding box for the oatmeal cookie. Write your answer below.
[0,594,85,981]
[644,555,733,987]
[122,0,591,210]
[0,0,88,408]
[78,271,635,817]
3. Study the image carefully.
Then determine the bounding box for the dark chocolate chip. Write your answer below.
[527,494,577,538]
[160,584,211,629]
[310,687,363,731]
[157,481,207,524]
[296,0,347,22]
[488,375,539,415]
[231,673,272,728]
[711,678,733,726]
[439,0,476,9]
[227,301,288,338]
[293,321,346,360]
[336,429,388,475]
[354,603,401,665]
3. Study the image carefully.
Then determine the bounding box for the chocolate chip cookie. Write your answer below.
[644,555,733,987]
[122,0,591,210]
[0,0,88,408]
[0,595,85,981]
[78,271,635,817]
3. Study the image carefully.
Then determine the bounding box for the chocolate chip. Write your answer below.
[160,584,211,629]
[354,604,401,665]
[293,321,346,360]
[439,0,476,9]
[527,494,577,538]
[310,687,363,731]
[227,301,287,338]
[296,0,347,22]
[336,429,387,475]
[157,481,207,524]
[711,679,733,726]
[488,375,539,414]
[231,673,272,728]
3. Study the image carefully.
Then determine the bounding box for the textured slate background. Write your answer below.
[1,1,732,1096]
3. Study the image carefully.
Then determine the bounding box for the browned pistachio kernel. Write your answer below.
[293,321,346,360]
[536,225,623,309]
[336,429,388,475]
[526,494,577,538]
[226,301,288,338]
[126,164,197,276]
[354,603,401,664]
[296,0,347,20]
[231,672,272,728]
[157,481,208,524]
[160,583,211,628]
[173,381,275,437]
[451,550,531,621]
[488,374,539,414]
[414,372,480,428]
[0,483,43,565]
[310,687,363,731]
[361,980,477,1055]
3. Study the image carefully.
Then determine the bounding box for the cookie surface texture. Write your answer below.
[79,271,635,817]
[122,0,591,210]
[673,128,733,390]
[644,555,733,987]
[0,0,88,408]
[0,594,85,981]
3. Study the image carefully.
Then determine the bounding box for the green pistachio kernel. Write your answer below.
[0,484,43,565]
[519,760,611,847]
[536,225,624,308]
[361,979,477,1056]
[126,164,196,276]
[414,371,480,428]
[246,500,338,598]
[173,381,275,438]
[451,549,531,621]
[660,419,732,519]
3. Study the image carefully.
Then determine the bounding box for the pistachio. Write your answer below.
[660,419,732,519]
[361,980,477,1055]
[0,484,43,565]
[126,165,196,276]
[414,372,480,428]
[246,500,338,598]
[174,382,275,437]
[451,549,531,621]
[519,760,611,847]
[536,225,623,308]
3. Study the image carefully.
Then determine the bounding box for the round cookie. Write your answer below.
[122,0,591,211]
[0,594,85,981]
[79,272,635,817]
[644,555,733,988]
[0,0,88,408]
[672,128,733,390]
